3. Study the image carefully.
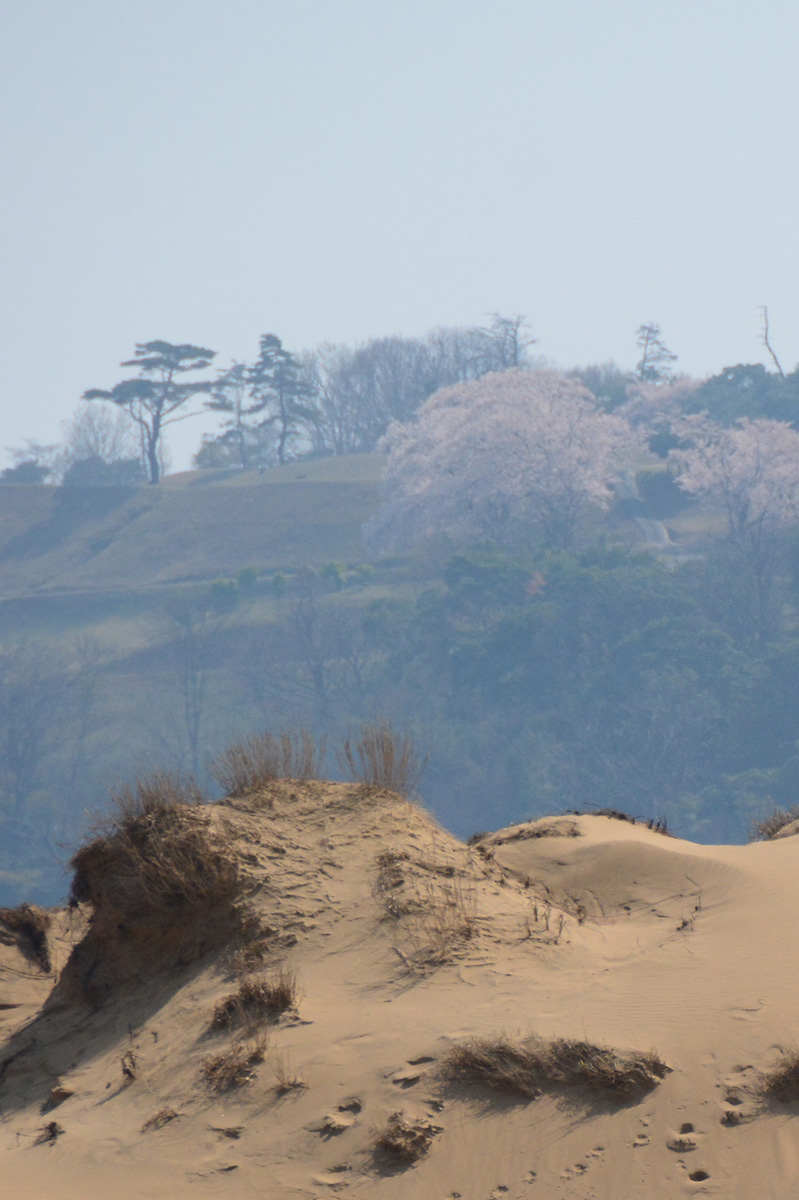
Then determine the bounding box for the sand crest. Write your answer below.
[1,783,797,1198]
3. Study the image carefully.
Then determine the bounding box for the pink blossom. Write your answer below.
[370,369,640,550]
[671,415,799,542]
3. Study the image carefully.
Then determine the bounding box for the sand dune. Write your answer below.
[1,784,797,1198]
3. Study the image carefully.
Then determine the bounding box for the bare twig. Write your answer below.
[760,306,785,379]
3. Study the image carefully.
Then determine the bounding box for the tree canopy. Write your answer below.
[84,340,216,483]
[370,368,639,552]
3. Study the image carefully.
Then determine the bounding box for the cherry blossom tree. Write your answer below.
[369,369,639,552]
[672,415,799,542]
[671,415,799,635]
[620,377,701,456]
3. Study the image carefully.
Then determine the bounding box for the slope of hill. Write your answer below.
[1,784,797,1198]
[0,455,383,598]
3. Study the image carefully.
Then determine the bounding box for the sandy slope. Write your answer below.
[1,785,798,1199]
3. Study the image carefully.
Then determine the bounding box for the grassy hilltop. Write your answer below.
[0,454,383,602]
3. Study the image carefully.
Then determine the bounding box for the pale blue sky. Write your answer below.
[2,0,798,468]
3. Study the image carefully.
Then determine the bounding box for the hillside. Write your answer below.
[0,455,383,600]
[1,782,798,1198]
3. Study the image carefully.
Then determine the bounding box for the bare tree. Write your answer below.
[760,306,785,379]
[58,402,145,485]
[477,313,537,370]
[303,316,536,456]
[163,593,230,776]
[61,402,139,465]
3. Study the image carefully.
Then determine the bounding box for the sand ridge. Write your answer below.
[1,784,798,1198]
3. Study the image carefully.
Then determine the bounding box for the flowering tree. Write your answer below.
[672,416,799,543]
[671,415,799,635]
[369,369,639,552]
[620,377,701,457]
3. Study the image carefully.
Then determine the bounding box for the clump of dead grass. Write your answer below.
[272,1052,307,1094]
[749,806,799,842]
[212,968,299,1028]
[338,719,427,796]
[0,903,52,972]
[209,728,324,796]
[442,1034,668,1102]
[395,876,477,970]
[68,770,240,958]
[373,1111,442,1166]
[443,1037,544,1098]
[142,1107,179,1132]
[411,873,477,965]
[375,845,478,970]
[200,1033,267,1094]
[375,850,417,920]
[570,807,670,835]
[544,1038,669,1098]
[227,935,273,976]
[109,770,203,819]
[759,1049,799,1101]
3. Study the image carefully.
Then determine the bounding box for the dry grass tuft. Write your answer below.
[375,846,478,970]
[272,1052,307,1094]
[0,903,52,972]
[545,1038,669,1099]
[749,806,799,841]
[212,969,299,1028]
[373,1111,442,1165]
[142,1107,179,1132]
[228,936,273,976]
[375,850,416,920]
[201,1033,267,1094]
[486,819,581,845]
[338,719,427,795]
[68,771,240,960]
[571,808,669,835]
[443,1037,544,1098]
[409,873,477,967]
[759,1049,799,1101]
[209,728,324,796]
[442,1034,668,1102]
[109,770,203,820]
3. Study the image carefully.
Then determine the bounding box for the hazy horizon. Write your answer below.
[3,0,798,470]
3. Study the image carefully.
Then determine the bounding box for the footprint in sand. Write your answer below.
[667,1135,698,1152]
[632,1132,651,1148]
[667,1121,700,1153]
[392,1059,434,1088]
[718,1084,752,1126]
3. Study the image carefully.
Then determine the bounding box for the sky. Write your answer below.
[2,0,799,470]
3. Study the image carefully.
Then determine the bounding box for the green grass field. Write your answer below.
[0,455,385,651]
[0,456,382,590]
